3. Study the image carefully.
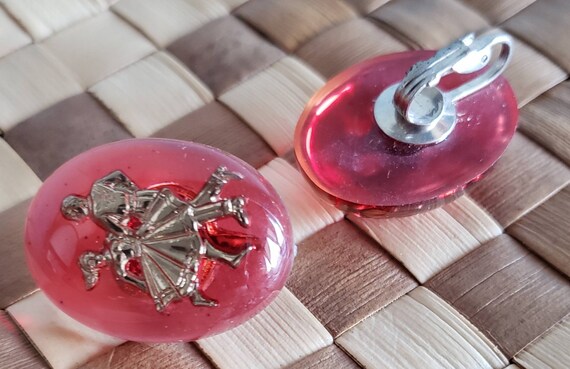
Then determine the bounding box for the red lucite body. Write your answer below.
[25,139,294,342]
[295,50,518,217]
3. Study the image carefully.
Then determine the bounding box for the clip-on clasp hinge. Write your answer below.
[374,29,513,145]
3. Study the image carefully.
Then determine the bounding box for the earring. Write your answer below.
[294,30,517,217]
[25,139,294,342]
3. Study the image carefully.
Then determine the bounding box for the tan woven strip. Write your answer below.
[287,220,417,337]
[80,342,214,369]
[518,81,570,165]
[515,315,570,369]
[426,234,570,357]
[508,185,570,278]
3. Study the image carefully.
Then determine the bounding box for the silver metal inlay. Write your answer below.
[374,29,513,145]
[61,167,253,312]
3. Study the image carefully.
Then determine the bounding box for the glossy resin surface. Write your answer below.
[295,51,518,216]
[26,139,294,341]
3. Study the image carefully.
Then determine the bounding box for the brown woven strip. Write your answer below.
[467,132,570,228]
[80,342,213,369]
[285,344,361,369]
[287,220,417,337]
[0,311,47,368]
[508,185,570,278]
[503,0,570,73]
[4,93,132,180]
[426,234,570,357]
[518,81,570,165]
[167,16,284,96]
[369,0,490,49]
[152,101,276,169]
[515,315,570,368]
[236,0,357,52]
[461,0,535,24]
[503,37,567,108]
[343,0,389,15]
[296,18,408,78]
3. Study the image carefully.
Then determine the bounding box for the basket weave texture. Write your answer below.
[0,0,569,368]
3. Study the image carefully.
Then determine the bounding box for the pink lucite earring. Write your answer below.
[25,139,294,342]
[295,30,517,217]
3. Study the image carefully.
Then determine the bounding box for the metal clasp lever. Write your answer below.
[374,29,513,145]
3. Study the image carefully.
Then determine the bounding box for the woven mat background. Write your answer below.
[0,0,569,368]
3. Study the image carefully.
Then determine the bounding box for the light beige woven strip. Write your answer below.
[220,57,325,156]
[41,11,156,88]
[0,44,82,131]
[337,287,508,369]
[112,0,229,47]
[259,158,344,243]
[7,291,124,369]
[0,139,41,213]
[0,7,31,58]
[350,196,501,283]
[198,289,333,369]
[90,51,213,137]
[0,0,112,41]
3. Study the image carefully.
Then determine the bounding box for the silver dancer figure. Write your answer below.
[61,167,253,312]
